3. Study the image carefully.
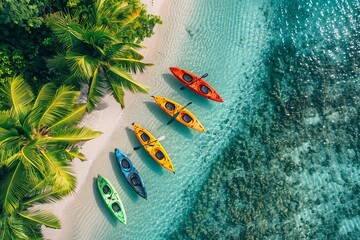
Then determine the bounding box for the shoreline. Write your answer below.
[41,0,169,239]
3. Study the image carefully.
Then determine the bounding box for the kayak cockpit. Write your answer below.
[131,175,141,186]
[182,73,193,82]
[181,114,192,123]
[102,185,111,194]
[121,159,130,169]
[140,132,150,142]
[200,85,211,94]
[155,150,165,160]
[165,102,175,111]
[112,203,121,212]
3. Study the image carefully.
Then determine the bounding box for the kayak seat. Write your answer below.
[112,203,121,212]
[102,185,111,194]
[165,102,176,111]
[200,85,211,94]
[155,150,165,160]
[182,114,192,123]
[121,159,130,169]
[131,175,141,186]
[182,73,193,82]
[141,133,150,142]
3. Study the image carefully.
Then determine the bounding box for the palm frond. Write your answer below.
[0,127,21,146]
[0,214,34,240]
[18,210,61,229]
[32,83,57,110]
[87,67,109,112]
[120,7,141,28]
[1,76,34,115]
[39,149,76,194]
[0,112,17,129]
[66,53,100,81]
[37,86,80,131]
[20,143,46,175]
[108,75,125,108]
[46,12,75,47]
[23,187,64,205]
[66,146,86,161]
[107,65,150,93]
[44,126,101,143]
[47,52,69,73]
[112,58,152,74]
[47,104,87,131]
[0,161,29,214]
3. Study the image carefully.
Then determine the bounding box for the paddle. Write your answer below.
[180,73,208,90]
[167,102,192,125]
[133,136,165,150]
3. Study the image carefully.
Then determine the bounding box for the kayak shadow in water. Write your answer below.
[162,73,213,110]
[92,177,118,227]
[124,127,164,176]
[143,101,193,139]
[108,151,139,202]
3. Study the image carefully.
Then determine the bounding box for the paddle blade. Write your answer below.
[133,145,144,151]
[200,73,208,78]
[167,112,180,125]
[157,135,166,141]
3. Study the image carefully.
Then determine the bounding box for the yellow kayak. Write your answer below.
[132,123,175,173]
[152,96,206,133]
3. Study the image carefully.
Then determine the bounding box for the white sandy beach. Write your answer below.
[41,0,169,239]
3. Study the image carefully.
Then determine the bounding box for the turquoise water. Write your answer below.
[70,0,359,239]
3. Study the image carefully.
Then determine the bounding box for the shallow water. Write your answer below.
[71,0,359,239]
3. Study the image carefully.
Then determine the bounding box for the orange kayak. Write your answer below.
[152,96,206,132]
[169,67,223,102]
[132,123,175,173]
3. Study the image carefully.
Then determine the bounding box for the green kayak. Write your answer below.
[96,175,127,224]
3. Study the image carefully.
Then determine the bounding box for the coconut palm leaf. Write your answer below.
[107,65,149,93]
[23,187,64,205]
[94,0,128,26]
[1,76,34,115]
[112,57,151,73]
[0,161,29,214]
[32,83,57,110]
[37,86,79,130]
[120,7,141,28]
[87,66,109,112]
[20,143,46,174]
[0,127,22,146]
[39,149,76,193]
[0,214,34,240]
[45,126,101,143]
[18,210,61,229]
[0,112,17,129]
[66,53,101,81]
[45,12,75,47]
[66,146,86,161]
[108,76,125,107]
[47,104,86,131]
[0,152,21,167]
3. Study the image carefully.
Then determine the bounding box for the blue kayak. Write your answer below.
[114,148,147,199]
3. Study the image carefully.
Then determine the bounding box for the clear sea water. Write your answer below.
[69,0,359,239]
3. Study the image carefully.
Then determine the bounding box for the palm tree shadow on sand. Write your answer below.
[108,151,139,202]
[92,177,119,227]
[124,127,164,176]
[161,73,214,110]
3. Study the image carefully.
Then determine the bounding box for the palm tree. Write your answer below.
[0,75,101,196]
[0,164,63,239]
[46,0,152,112]
[0,75,101,238]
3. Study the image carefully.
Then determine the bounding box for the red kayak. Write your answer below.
[169,67,224,102]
